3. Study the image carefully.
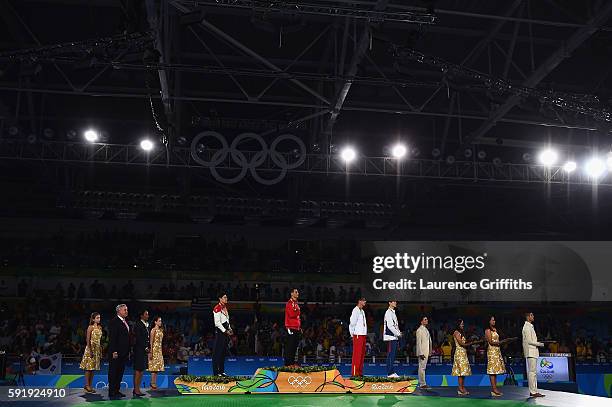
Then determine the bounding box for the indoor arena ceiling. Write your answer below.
[1,1,611,153]
[1,1,612,236]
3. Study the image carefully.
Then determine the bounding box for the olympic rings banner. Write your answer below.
[361,241,612,302]
[190,131,306,185]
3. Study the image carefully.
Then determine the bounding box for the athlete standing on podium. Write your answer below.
[349,297,368,377]
[212,292,232,376]
[383,300,403,378]
[284,288,301,366]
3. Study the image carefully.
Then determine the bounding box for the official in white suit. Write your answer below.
[522,312,545,398]
[415,316,432,389]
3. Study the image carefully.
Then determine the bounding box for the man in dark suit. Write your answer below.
[132,309,149,397]
[107,304,130,398]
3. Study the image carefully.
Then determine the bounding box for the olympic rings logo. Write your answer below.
[190,131,306,185]
[95,381,128,390]
[287,375,312,388]
[540,359,553,369]
[540,372,554,381]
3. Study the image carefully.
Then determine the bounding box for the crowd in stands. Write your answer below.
[2,279,355,303]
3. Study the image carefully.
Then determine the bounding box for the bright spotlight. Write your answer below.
[391,144,407,159]
[607,152,612,170]
[140,139,154,152]
[84,129,99,143]
[538,148,558,167]
[585,157,605,178]
[563,161,577,173]
[340,146,356,163]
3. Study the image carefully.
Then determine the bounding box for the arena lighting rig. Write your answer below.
[0,32,153,62]
[4,137,612,187]
[172,0,437,24]
[393,46,612,124]
[74,130,606,176]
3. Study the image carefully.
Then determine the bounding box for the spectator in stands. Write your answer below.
[77,283,86,299]
[67,283,75,299]
[0,280,8,296]
[441,338,452,361]
[49,322,61,341]
[576,339,586,360]
[18,279,28,297]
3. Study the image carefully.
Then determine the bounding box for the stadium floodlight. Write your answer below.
[391,144,407,159]
[340,146,356,163]
[140,139,154,152]
[563,161,577,173]
[607,152,612,170]
[585,157,605,178]
[538,148,558,167]
[84,129,99,143]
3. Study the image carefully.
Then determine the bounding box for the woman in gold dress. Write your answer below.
[485,316,505,397]
[147,316,164,389]
[79,312,102,394]
[451,319,476,396]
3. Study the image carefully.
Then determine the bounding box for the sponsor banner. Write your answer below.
[362,241,612,301]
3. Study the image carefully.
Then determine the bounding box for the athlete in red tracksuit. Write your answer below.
[284,288,301,366]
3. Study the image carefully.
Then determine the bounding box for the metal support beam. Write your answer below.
[502,6,523,79]
[2,139,611,187]
[441,91,457,156]
[461,0,523,68]
[0,85,600,132]
[323,0,388,138]
[256,26,331,100]
[146,0,173,134]
[171,0,329,106]
[172,0,435,24]
[461,1,612,147]
[188,27,250,100]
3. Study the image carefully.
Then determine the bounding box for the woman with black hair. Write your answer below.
[79,312,102,394]
[132,309,149,397]
[147,316,165,389]
[485,316,506,397]
[452,319,479,396]
[213,292,233,376]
